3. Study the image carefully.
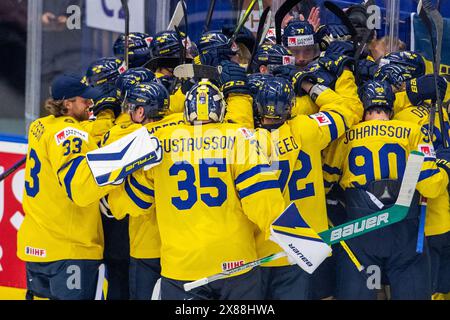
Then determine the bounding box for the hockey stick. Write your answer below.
[259,12,272,46]
[203,0,216,33]
[275,146,419,249]
[184,151,424,291]
[184,252,287,292]
[416,196,427,253]
[320,151,424,245]
[275,0,303,45]
[0,156,26,182]
[230,0,258,44]
[167,1,184,31]
[419,0,448,149]
[181,0,188,37]
[247,6,271,73]
[328,219,364,272]
[120,0,130,70]
[174,0,257,80]
[174,64,220,81]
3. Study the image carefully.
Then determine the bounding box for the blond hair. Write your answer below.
[44,98,68,117]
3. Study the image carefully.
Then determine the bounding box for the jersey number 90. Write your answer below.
[349,143,406,187]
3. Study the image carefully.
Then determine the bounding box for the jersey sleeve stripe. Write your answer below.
[235,164,271,185]
[418,168,441,182]
[125,178,152,209]
[336,112,349,131]
[129,175,155,196]
[322,111,338,141]
[62,156,85,201]
[238,180,280,199]
[323,164,342,175]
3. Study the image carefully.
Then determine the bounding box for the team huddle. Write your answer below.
[16,1,450,300]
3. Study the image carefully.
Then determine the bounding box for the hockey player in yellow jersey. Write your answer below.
[323,80,449,300]
[374,55,450,298]
[252,56,363,299]
[101,81,176,300]
[18,73,123,300]
[107,79,285,300]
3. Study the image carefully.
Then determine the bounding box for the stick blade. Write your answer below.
[167,1,184,30]
[396,151,425,207]
[275,0,301,45]
[270,202,332,274]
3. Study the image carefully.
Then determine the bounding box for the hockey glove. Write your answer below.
[293,64,337,96]
[219,60,250,97]
[324,40,355,57]
[92,87,121,118]
[272,64,300,82]
[374,64,412,90]
[355,59,378,85]
[319,53,355,78]
[406,75,448,106]
[315,24,353,51]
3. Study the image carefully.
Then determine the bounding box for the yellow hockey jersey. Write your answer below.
[323,119,448,200]
[393,92,450,236]
[108,122,285,281]
[18,115,117,262]
[102,112,185,259]
[255,81,364,266]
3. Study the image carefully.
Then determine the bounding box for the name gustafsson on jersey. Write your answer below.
[162,136,236,153]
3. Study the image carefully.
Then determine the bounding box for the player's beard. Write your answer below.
[73,106,90,122]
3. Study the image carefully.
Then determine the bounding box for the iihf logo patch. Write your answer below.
[25,246,46,257]
[222,260,244,271]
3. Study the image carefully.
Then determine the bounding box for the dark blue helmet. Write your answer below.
[197,31,238,63]
[184,80,226,124]
[282,19,316,48]
[248,73,273,96]
[149,30,184,58]
[126,82,170,119]
[113,32,153,68]
[358,80,395,112]
[253,44,295,72]
[255,77,295,122]
[379,51,426,78]
[115,67,159,102]
[86,57,125,87]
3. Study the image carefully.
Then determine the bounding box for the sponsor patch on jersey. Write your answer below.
[25,246,46,258]
[238,128,254,140]
[418,144,436,158]
[310,112,332,126]
[283,55,295,65]
[55,127,89,145]
[222,260,245,271]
